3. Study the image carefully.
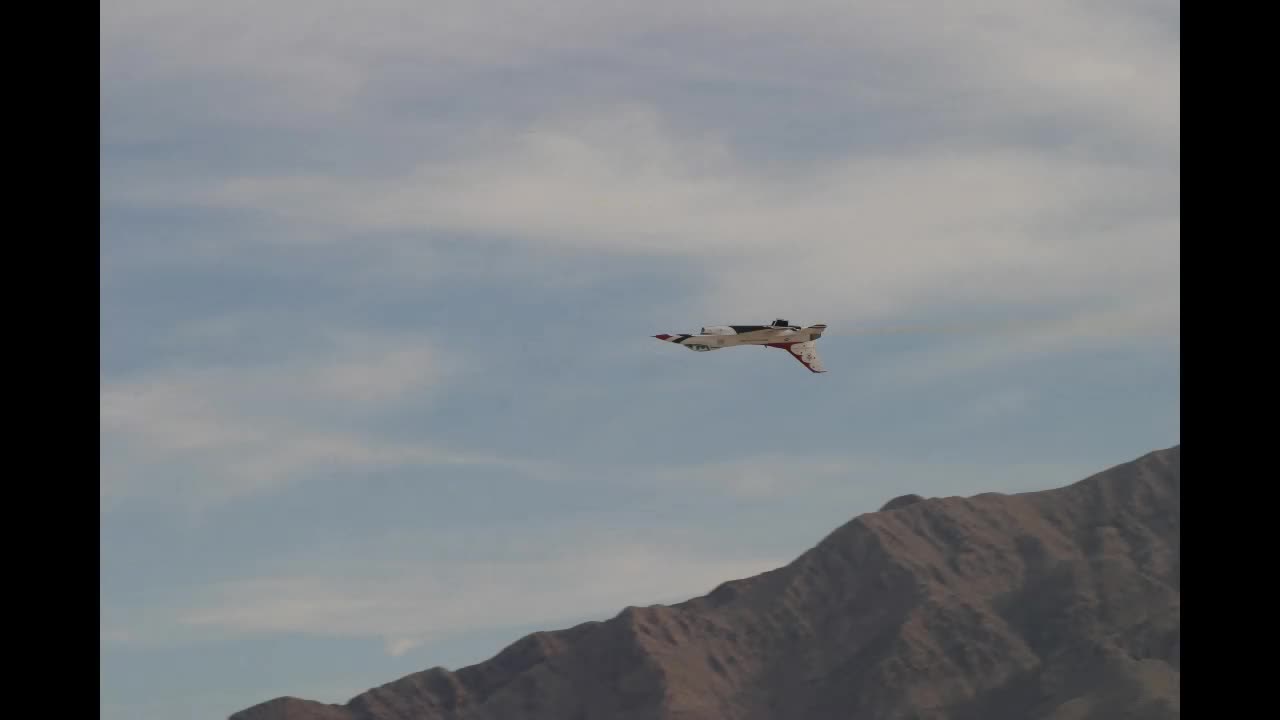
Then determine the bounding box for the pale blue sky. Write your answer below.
[101,2,1179,718]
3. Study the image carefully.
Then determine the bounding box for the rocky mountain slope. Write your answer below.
[232,445,1180,720]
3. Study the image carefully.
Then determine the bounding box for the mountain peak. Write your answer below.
[232,446,1180,720]
[879,493,927,511]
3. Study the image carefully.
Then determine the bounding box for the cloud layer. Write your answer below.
[100,330,544,510]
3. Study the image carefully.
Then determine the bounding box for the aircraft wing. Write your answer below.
[770,341,826,373]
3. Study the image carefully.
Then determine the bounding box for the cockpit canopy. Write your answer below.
[771,318,791,327]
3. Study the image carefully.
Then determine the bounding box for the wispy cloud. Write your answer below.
[103,0,1178,336]
[112,534,783,658]
[643,453,1092,502]
[651,455,860,500]
[969,388,1031,422]
[100,330,540,511]
[101,451,1093,658]
[862,295,1180,388]
[113,105,1175,340]
[102,1,1177,144]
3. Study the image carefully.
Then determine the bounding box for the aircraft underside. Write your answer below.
[652,320,827,373]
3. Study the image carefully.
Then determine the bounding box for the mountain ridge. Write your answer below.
[232,444,1179,720]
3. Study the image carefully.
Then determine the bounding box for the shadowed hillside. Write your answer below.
[232,446,1180,720]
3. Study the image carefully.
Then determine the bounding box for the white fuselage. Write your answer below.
[653,320,829,372]
[680,325,823,351]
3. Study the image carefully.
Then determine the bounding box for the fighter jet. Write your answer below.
[653,318,828,373]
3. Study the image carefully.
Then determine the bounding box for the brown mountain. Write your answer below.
[231,445,1180,720]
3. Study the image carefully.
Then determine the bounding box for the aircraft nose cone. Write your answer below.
[654,334,672,340]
